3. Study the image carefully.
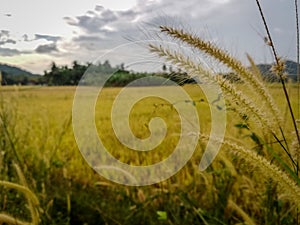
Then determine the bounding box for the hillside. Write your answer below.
[0,63,40,85]
[0,63,38,77]
[256,60,299,81]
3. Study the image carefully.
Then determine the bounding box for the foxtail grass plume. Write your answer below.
[149,43,277,132]
[158,26,283,129]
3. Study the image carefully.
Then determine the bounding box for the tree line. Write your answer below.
[0,60,195,86]
[1,59,299,86]
[42,60,195,86]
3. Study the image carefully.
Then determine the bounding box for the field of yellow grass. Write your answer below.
[0,84,299,224]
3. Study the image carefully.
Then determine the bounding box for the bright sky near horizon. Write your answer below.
[0,0,297,74]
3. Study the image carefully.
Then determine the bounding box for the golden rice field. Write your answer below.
[0,83,299,224]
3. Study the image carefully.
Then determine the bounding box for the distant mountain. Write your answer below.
[256,60,299,82]
[0,63,39,77]
[0,63,41,85]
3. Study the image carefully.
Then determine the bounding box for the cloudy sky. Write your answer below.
[0,0,297,74]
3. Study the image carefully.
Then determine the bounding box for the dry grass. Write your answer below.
[0,84,299,224]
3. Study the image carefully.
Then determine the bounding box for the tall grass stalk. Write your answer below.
[227,199,256,225]
[0,180,40,225]
[158,25,283,128]
[149,44,278,132]
[149,4,300,220]
[158,25,298,157]
[150,19,300,167]
[295,0,300,121]
[200,135,300,206]
[0,213,30,225]
[254,0,300,154]
[14,164,40,225]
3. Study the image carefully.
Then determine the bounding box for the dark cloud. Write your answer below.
[64,6,135,35]
[101,9,118,21]
[73,15,109,32]
[34,34,61,42]
[95,5,104,12]
[35,43,58,54]
[0,47,20,56]
[63,16,77,26]
[71,35,106,50]
[23,34,29,41]
[0,30,9,36]
[73,35,103,42]
[0,47,29,56]
[63,6,140,56]
[64,10,118,34]
[118,9,138,20]
[86,10,97,16]
[0,30,17,46]
[22,33,61,43]
[0,39,16,45]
